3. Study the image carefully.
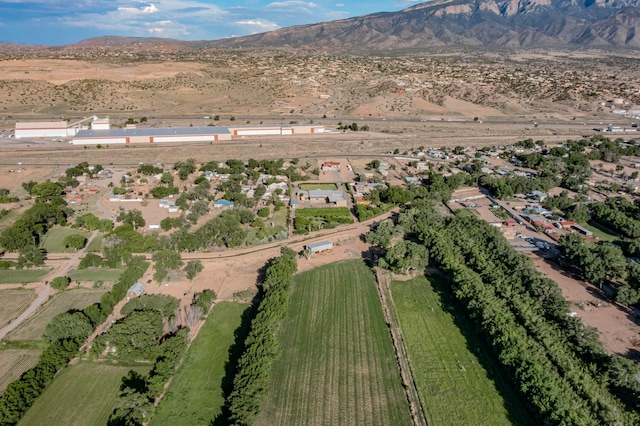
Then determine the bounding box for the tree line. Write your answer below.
[224,247,298,425]
[589,201,640,239]
[371,199,640,424]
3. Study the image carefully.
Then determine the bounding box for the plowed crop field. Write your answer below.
[258,260,411,426]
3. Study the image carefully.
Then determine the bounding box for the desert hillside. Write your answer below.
[0,50,638,125]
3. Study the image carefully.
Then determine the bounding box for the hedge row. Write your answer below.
[416,213,640,425]
[225,247,298,425]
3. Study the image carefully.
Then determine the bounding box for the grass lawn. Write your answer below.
[391,275,534,426]
[0,289,36,327]
[19,363,150,426]
[298,183,338,191]
[453,208,479,218]
[68,268,123,283]
[7,289,106,341]
[271,205,288,230]
[0,204,30,235]
[40,227,90,253]
[581,221,619,242]
[86,234,103,253]
[257,260,411,426]
[0,269,50,284]
[0,349,41,394]
[151,302,248,426]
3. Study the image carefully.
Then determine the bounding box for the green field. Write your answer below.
[68,268,123,283]
[6,289,106,341]
[453,207,479,218]
[581,221,619,241]
[391,276,534,426]
[294,207,354,234]
[18,363,150,426]
[299,183,338,190]
[271,204,288,230]
[151,302,248,426]
[86,234,103,252]
[0,350,41,394]
[0,289,36,327]
[0,269,50,284]
[257,261,411,426]
[0,204,30,235]
[40,227,90,253]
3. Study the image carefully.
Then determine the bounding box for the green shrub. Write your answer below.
[50,276,71,290]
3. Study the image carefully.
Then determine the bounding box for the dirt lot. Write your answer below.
[133,206,389,303]
[0,60,206,85]
[531,256,640,358]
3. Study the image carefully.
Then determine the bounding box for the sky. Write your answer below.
[0,0,421,45]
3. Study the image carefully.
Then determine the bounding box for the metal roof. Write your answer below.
[213,200,234,206]
[75,126,231,138]
[306,189,344,199]
[306,241,333,252]
[127,282,145,297]
[16,121,68,129]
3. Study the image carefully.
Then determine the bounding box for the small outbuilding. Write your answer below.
[572,224,593,236]
[305,241,334,257]
[127,282,145,299]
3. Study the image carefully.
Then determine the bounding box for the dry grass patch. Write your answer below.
[0,289,36,328]
[6,289,105,341]
[0,350,41,394]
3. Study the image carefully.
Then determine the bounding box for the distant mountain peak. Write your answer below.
[205,0,640,50]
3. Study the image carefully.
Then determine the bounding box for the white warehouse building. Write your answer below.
[71,124,326,145]
[14,121,75,139]
[72,127,232,145]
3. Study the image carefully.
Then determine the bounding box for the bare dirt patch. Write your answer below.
[0,60,205,85]
[531,256,640,358]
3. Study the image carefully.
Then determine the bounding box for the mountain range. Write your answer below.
[6,0,640,51]
[206,0,640,50]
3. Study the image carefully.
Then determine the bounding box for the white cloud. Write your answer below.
[118,3,159,15]
[335,3,345,6]
[235,19,280,33]
[265,1,318,10]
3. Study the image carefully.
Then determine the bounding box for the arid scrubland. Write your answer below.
[0,49,638,121]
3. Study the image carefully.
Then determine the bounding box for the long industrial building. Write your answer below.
[71,124,325,145]
[72,127,233,144]
[14,116,326,144]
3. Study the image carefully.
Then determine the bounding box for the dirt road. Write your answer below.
[0,230,100,341]
[0,283,51,340]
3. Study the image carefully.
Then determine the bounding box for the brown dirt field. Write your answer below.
[143,231,371,304]
[530,256,640,358]
[0,350,41,393]
[140,210,392,307]
[442,97,505,119]
[0,166,57,194]
[0,60,205,85]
